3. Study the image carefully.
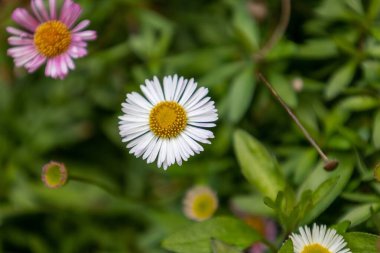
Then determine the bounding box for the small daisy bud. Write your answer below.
[374,163,380,182]
[41,161,68,189]
[292,77,304,92]
[183,186,218,222]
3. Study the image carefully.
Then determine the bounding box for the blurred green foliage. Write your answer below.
[0,0,380,252]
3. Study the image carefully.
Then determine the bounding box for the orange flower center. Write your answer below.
[34,20,71,58]
[301,244,331,253]
[149,101,187,138]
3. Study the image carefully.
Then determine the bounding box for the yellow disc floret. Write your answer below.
[191,193,218,220]
[34,20,71,58]
[301,244,332,253]
[149,101,187,138]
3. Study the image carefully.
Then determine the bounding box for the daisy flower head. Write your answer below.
[118,75,218,170]
[290,224,352,253]
[7,0,97,79]
[183,185,218,221]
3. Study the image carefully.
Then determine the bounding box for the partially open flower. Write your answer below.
[41,161,68,188]
[290,224,351,253]
[374,163,380,182]
[7,0,97,79]
[183,186,218,221]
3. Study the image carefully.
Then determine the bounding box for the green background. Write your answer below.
[0,0,380,252]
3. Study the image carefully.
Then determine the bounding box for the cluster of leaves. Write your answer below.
[0,0,379,252]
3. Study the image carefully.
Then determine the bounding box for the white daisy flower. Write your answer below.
[290,224,352,253]
[118,75,218,170]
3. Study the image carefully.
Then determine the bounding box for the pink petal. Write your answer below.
[6,27,33,38]
[63,54,75,70]
[14,50,39,67]
[68,46,87,58]
[60,2,82,28]
[25,55,46,73]
[72,30,97,41]
[46,58,57,78]
[8,45,36,57]
[71,20,90,33]
[31,0,49,22]
[12,8,39,32]
[8,36,34,46]
[49,0,57,19]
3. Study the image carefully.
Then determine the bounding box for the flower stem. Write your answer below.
[254,0,291,61]
[257,73,339,171]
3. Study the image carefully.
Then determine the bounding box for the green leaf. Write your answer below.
[162,217,261,253]
[231,194,274,217]
[233,130,286,201]
[228,64,255,123]
[325,61,357,100]
[211,239,243,253]
[298,154,355,224]
[311,176,340,206]
[339,203,380,227]
[278,240,293,253]
[199,62,244,88]
[269,73,297,108]
[373,110,380,149]
[337,96,380,111]
[344,232,380,253]
[231,1,260,51]
[331,220,351,234]
[297,39,338,59]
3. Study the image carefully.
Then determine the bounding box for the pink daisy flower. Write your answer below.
[7,0,97,79]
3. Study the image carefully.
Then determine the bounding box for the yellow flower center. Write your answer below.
[34,20,71,58]
[149,101,187,138]
[301,244,331,253]
[192,193,217,220]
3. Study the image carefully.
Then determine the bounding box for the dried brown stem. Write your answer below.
[257,73,339,171]
[253,0,291,61]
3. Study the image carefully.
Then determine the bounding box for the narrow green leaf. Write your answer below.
[278,240,293,253]
[162,217,261,253]
[337,96,380,111]
[311,176,340,206]
[233,130,286,201]
[298,154,355,224]
[211,239,243,253]
[344,232,380,253]
[231,195,274,217]
[373,110,380,149]
[228,64,255,123]
[331,221,351,234]
[339,203,380,227]
[231,2,260,51]
[297,39,338,59]
[269,73,297,108]
[325,61,357,100]
[199,62,244,88]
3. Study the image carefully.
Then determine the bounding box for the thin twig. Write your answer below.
[257,73,339,170]
[253,0,291,61]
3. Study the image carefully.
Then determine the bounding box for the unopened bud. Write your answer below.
[374,163,380,182]
[41,161,68,189]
